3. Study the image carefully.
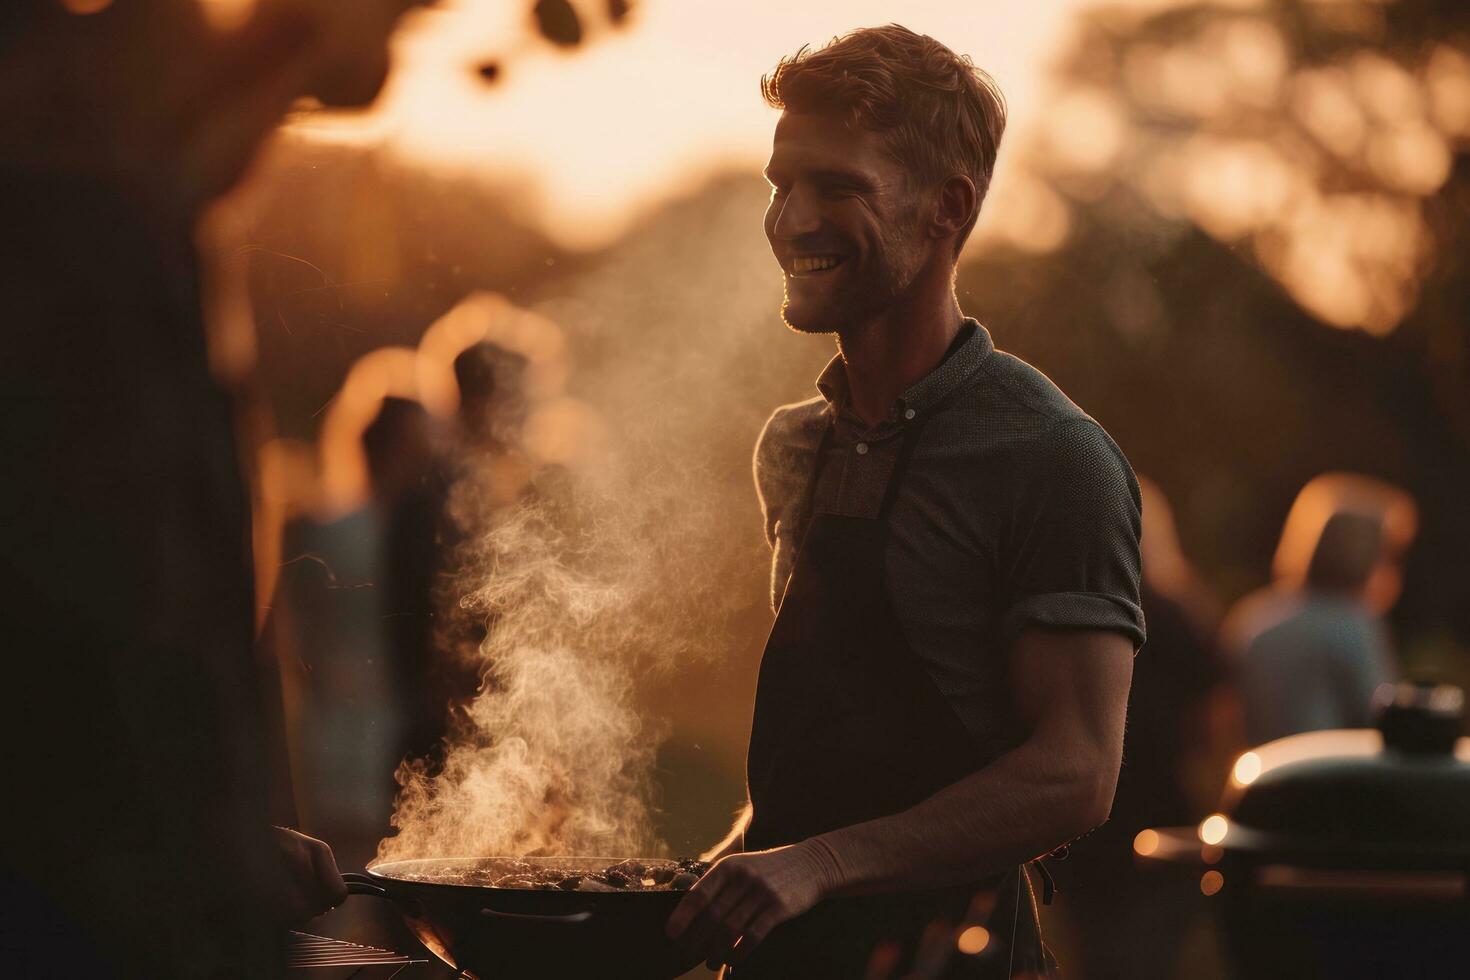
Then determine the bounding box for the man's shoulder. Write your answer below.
[753,396,827,534]
[970,347,1090,433]
[755,396,828,463]
[956,348,1129,479]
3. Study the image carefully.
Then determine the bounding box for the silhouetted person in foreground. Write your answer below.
[1224,474,1417,746]
[0,2,427,974]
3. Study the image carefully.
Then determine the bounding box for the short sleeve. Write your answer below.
[1000,416,1146,649]
[753,409,791,549]
[753,399,826,610]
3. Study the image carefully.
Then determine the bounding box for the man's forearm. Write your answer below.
[802,740,1114,898]
[701,803,752,862]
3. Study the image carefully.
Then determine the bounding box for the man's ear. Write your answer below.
[931,174,978,241]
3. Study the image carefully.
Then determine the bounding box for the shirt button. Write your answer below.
[855,442,870,455]
[904,408,917,420]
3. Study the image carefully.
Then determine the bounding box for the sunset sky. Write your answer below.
[286,0,1181,248]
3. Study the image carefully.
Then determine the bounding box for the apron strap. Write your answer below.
[797,415,837,530]
[803,322,971,531]
[876,409,932,523]
[799,405,934,536]
[779,407,935,628]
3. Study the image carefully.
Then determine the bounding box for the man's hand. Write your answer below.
[665,842,835,970]
[273,826,348,925]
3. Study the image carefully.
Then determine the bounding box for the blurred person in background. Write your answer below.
[264,388,453,876]
[362,396,458,769]
[1055,477,1224,980]
[1223,474,1418,746]
[667,26,1143,978]
[0,0,429,974]
[416,342,539,739]
[1136,478,1223,638]
[452,340,532,457]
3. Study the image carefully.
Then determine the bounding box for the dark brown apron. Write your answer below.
[735,409,1053,979]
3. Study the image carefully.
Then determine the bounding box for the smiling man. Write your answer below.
[666,26,1145,978]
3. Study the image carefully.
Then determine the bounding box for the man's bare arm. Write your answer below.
[667,629,1132,967]
[803,628,1133,895]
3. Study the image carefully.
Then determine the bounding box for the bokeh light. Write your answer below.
[957,925,991,955]
[1233,751,1263,786]
[1033,1,1470,336]
[1199,814,1229,846]
[196,0,258,29]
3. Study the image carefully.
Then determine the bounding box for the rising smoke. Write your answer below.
[377,176,830,862]
[380,456,682,859]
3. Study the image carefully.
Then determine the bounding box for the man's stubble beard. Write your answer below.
[778,209,927,338]
[780,283,849,336]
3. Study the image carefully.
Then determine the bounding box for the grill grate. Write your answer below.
[286,930,429,975]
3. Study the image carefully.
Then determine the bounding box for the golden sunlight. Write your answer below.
[281,0,1111,249]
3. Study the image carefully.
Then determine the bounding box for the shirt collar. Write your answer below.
[815,318,994,421]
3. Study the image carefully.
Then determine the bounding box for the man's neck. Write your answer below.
[837,269,964,428]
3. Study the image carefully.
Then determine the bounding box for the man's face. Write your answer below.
[763,112,929,336]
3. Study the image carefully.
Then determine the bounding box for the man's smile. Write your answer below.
[787,254,849,277]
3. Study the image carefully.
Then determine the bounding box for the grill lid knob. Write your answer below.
[1375,682,1464,756]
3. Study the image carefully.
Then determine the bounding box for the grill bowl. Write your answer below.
[1136,683,1470,979]
[346,857,696,979]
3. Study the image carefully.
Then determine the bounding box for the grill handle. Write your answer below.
[481,907,593,925]
[342,872,388,898]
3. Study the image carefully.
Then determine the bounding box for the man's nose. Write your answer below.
[771,188,821,240]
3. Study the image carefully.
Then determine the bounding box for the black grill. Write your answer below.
[286,930,429,975]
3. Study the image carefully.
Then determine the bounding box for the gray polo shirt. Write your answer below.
[754,320,1145,761]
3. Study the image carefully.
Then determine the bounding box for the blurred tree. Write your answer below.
[533,0,583,47]
[960,0,1470,655]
